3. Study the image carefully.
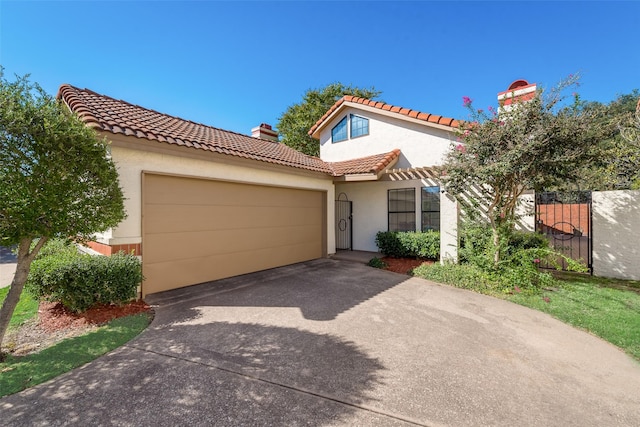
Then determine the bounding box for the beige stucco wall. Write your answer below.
[592,190,640,281]
[335,178,458,262]
[319,107,456,168]
[102,140,336,255]
[516,192,536,232]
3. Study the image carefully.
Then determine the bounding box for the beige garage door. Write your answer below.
[142,173,326,296]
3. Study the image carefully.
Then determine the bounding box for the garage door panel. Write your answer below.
[143,224,322,264]
[144,204,321,234]
[142,174,325,296]
[143,241,322,294]
[146,175,322,208]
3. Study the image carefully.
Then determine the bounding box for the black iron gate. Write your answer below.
[535,191,592,273]
[335,193,352,250]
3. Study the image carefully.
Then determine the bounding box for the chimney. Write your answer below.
[497,80,537,112]
[251,123,279,142]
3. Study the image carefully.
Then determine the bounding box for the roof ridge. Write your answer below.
[58,84,274,142]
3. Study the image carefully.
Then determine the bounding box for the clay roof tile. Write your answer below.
[57,84,333,175]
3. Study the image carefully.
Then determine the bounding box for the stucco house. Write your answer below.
[57,85,402,296]
[309,95,461,259]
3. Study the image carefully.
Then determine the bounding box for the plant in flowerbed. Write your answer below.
[413,219,586,296]
[1,239,151,358]
[372,230,439,275]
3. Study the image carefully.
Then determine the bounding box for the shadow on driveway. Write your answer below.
[1,322,391,426]
[147,258,408,322]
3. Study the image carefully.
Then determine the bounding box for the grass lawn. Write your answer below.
[1,288,152,397]
[507,272,640,361]
[0,287,39,329]
[0,313,150,397]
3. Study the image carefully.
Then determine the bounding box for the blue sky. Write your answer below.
[1,1,638,136]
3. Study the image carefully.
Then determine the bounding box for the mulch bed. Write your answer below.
[381,257,435,275]
[38,300,152,333]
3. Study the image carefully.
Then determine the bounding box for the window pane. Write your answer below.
[332,116,348,142]
[350,114,369,138]
[390,213,416,232]
[421,186,440,231]
[422,212,440,231]
[388,188,415,232]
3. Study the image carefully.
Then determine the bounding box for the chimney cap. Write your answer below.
[251,123,279,142]
[507,79,531,91]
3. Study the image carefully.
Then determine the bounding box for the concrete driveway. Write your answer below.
[2,259,639,426]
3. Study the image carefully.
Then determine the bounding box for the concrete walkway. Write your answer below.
[330,249,380,264]
[2,259,639,426]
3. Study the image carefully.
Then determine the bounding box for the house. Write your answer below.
[57,85,402,296]
[309,96,461,259]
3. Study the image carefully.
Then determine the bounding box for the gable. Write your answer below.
[318,106,456,169]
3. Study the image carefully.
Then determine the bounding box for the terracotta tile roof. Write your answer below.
[309,95,460,137]
[330,149,401,176]
[57,84,332,174]
[57,84,401,178]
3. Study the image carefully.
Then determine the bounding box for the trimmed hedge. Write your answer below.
[375,231,440,259]
[27,243,142,313]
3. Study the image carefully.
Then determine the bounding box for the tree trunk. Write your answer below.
[0,237,47,353]
[492,227,501,266]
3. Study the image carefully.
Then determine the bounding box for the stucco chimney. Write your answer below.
[251,123,279,142]
[497,79,537,112]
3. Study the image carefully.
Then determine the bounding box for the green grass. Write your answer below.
[0,287,39,329]
[507,272,640,361]
[414,265,640,361]
[0,313,151,397]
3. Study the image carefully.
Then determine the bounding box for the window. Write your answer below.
[388,188,416,232]
[331,116,348,143]
[421,187,440,231]
[350,114,369,138]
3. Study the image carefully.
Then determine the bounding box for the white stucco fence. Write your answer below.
[592,190,640,281]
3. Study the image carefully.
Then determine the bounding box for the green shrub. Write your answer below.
[32,238,79,259]
[27,249,143,313]
[375,231,440,259]
[413,263,499,293]
[367,257,387,269]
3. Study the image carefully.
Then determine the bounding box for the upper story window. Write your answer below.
[331,116,348,143]
[331,114,370,143]
[350,114,369,138]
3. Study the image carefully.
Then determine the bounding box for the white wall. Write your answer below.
[108,143,336,254]
[319,107,456,168]
[592,190,640,281]
[335,178,458,262]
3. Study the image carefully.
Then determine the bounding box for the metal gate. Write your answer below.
[335,193,352,250]
[535,191,592,273]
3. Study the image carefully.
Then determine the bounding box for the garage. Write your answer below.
[141,172,326,296]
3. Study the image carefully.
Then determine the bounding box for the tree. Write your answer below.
[277,83,381,156]
[0,72,126,352]
[442,76,605,265]
[576,90,640,190]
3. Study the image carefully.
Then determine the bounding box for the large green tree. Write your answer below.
[576,89,640,190]
[277,83,381,156]
[0,73,126,351]
[442,76,605,265]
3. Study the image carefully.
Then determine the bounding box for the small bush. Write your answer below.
[375,231,440,259]
[413,263,499,293]
[27,248,143,313]
[367,257,387,269]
